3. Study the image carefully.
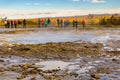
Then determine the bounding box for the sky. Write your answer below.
[0,0,120,19]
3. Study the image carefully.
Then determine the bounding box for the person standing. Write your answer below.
[41,19,44,28]
[57,19,60,27]
[7,20,10,28]
[60,19,63,27]
[75,20,78,29]
[14,19,17,28]
[72,20,75,28]
[4,20,7,28]
[44,19,48,27]
[66,20,69,27]
[23,19,26,28]
[64,20,67,28]
[38,18,41,28]
[18,20,21,28]
[11,20,14,28]
[82,20,86,29]
[47,18,51,27]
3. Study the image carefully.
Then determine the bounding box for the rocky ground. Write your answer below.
[0,28,120,80]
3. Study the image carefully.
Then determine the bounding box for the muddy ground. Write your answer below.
[0,28,120,80]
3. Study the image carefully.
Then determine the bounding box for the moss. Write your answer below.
[31,77,37,80]
[96,67,111,73]
[107,51,120,54]
[91,74,100,79]
[0,42,103,60]
[0,68,5,72]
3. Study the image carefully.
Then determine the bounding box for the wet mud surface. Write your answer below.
[0,28,120,80]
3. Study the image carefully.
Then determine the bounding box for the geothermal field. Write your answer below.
[0,28,120,80]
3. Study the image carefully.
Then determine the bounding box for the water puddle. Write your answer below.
[35,60,72,70]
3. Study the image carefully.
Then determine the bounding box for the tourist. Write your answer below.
[47,18,51,27]
[75,20,78,29]
[60,19,63,27]
[23,19,26,28]
[66,20,69,27]
[41,19,44,28]
[82,20,86,29]
[64,20,67,28]
[14,19,17,28]
[38,18,41,28]
[57,19,60,27]
[72,20,75,28]
[11,20,14,28]
[7,20,10,28]
[4,20,7,28]
[18,20,21,28]
[44,19,48,27]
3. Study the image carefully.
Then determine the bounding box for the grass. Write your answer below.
[78,25,120,29]
[0,42,103,60]
[0,24,120,29]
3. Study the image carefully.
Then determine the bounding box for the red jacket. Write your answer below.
[14,20,17,24]
[82,20,85,25]
[41,19,44,25]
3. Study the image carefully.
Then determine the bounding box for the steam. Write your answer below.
[7,30,95,44]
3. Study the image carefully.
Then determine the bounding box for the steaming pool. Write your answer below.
[6,29,120,51]
[7,30,120,45]
[7,32,96,44]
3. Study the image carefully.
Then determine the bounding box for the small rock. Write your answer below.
[31,77,37,80]
[0,59,5,62]
[0,68,5,72]
[17,74,26,80]
[91,74,100,79]
[112,58,118,61]
[29,69,38,74]
[1,56,5,58]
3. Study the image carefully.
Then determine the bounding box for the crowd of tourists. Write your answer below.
[4,18,86,29]
[4,19,26,28]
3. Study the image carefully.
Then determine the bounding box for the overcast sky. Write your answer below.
[0,0,120,19]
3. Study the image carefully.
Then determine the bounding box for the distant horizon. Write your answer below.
[0,0,120,19]
[0,8,119,19]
